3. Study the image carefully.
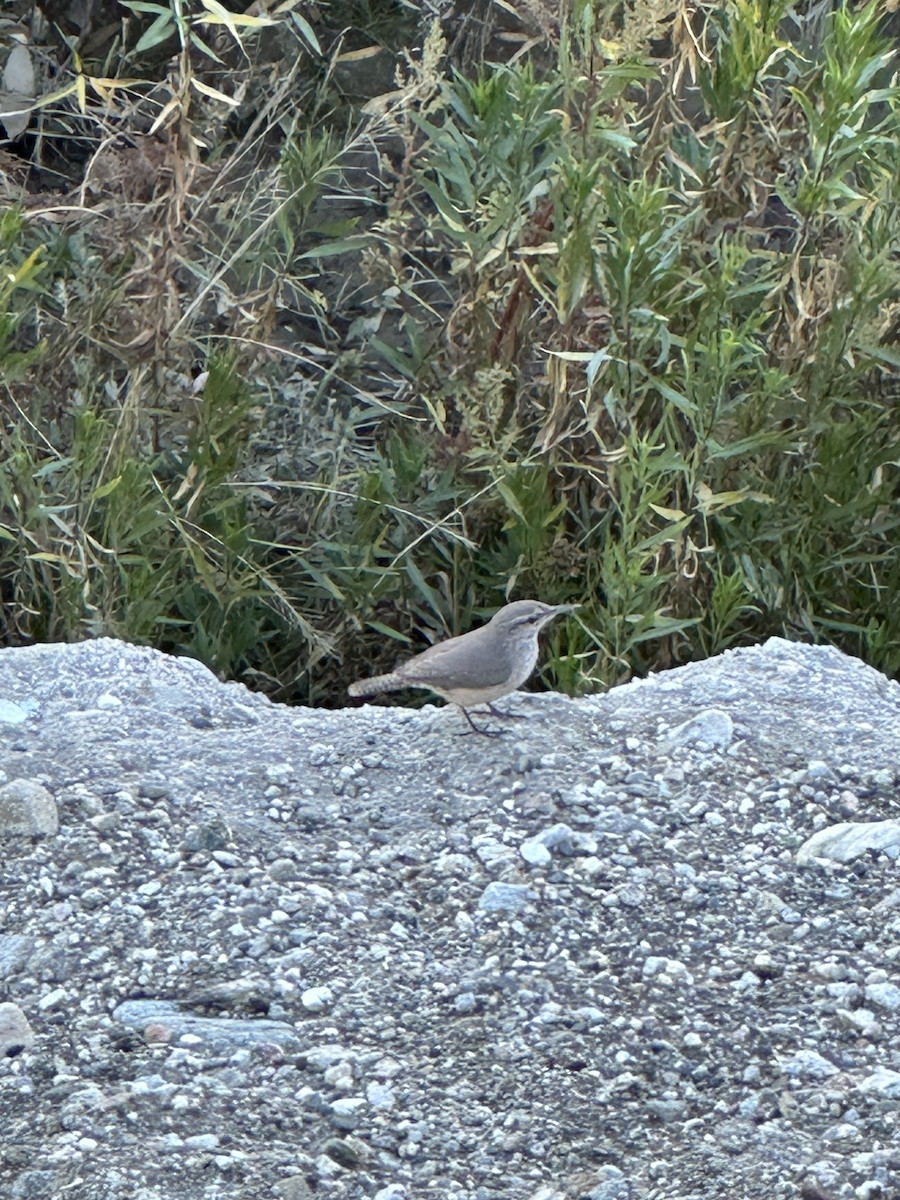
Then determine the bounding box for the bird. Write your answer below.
[348,599,578,735]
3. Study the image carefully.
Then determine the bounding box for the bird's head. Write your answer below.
[490,599,579,635]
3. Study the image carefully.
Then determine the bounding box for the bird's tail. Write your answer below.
[348,672,406,699]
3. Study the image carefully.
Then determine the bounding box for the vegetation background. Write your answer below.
[0,0,897,707]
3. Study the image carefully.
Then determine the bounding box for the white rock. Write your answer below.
[301,986,334,1012]
[666,708,735,750]
[779,1049,839,1079]
[865,982,900,1012]
[0,1002,34,1052]
[38,988,67,1011]
[520,839,552,866]
[858,1067,900,1098]
[642,956,694,985]
[797,820,900,865]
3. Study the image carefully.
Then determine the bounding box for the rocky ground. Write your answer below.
[1,636,899,1200]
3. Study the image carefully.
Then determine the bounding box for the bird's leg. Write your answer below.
[485,701,527,720]
[458,707,505,737]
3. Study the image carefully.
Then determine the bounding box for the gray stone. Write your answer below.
[184,1133,220,1151]
[642,956,694,985]
[645,1097,688,1123]
[837,1007,880,1037]
[320,1136,366,1168]
[268,856,301,880]
[780,1050,839,1080]
[113,999,298,1048]
[797,820,900,865]
[865,982,900,1012]
[366,1081,394,1109]
[330,1095,366,1129]
[275,1177,316,1200]
[0,1002,34,1053]
[477,882,533,912]
[11,1170,59,1199]
[302,1045,354,1072]
[520,838,552,866]
[587,1167,631,1200]
[592,805,659,836]
[666,707,735,749]
[524,822,598,858]
[0,780,58,836]
[0,934,34,978]
[858,1068,900,1098]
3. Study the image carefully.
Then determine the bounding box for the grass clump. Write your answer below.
[0,343,326,687]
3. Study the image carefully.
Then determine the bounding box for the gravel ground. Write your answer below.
[1,636,899,1200]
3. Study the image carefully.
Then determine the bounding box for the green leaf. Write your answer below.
[291,12,321,55]
[405,559,443,613]
[189,32,226,66]
[365,620,412,644]
[134,12,176,53]
[91,475,123,500]
[120,1,170,12]
[856,343,900,369]
[495,478,527,523]
[298,236,376,259]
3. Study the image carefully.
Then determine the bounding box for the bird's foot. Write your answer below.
[485,702,527,720]
[458,708,506,737]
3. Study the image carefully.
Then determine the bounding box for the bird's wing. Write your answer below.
[399,630,511,690]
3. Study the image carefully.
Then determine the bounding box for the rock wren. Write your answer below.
[348,599,577,735]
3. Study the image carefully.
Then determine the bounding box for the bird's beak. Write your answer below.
[553,603,580,614]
